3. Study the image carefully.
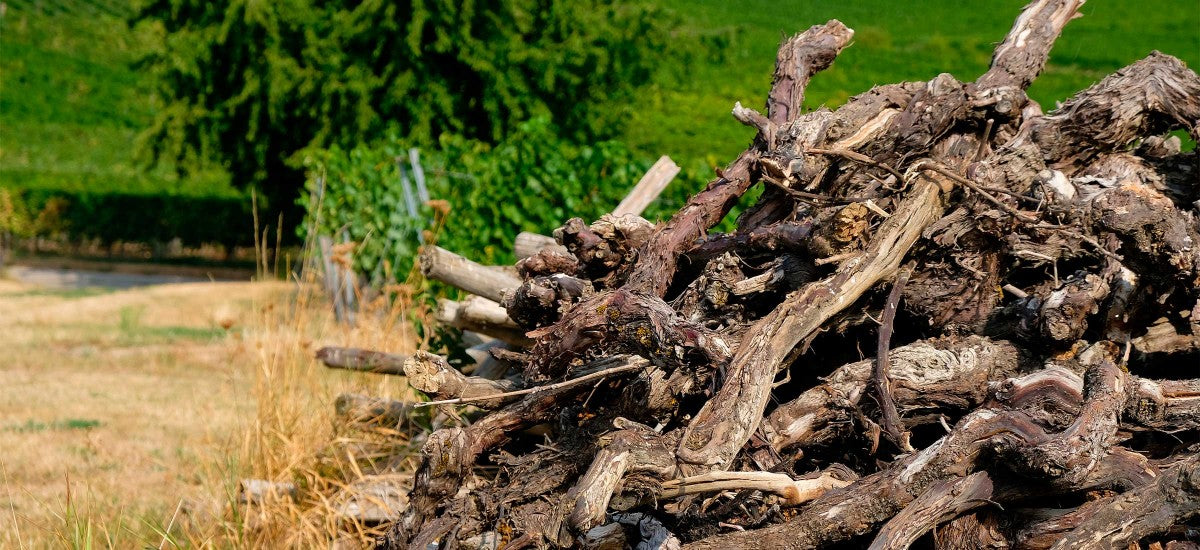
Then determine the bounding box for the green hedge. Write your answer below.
[1,185,253,247]
[301,117,712,286]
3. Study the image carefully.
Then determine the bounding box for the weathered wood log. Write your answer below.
[514,155,679,261]
[685,347,1127,549]
[400,356,650,540]
[976,0,1085,92]
[660,467,853,506]
[867,471,995,550]
[1049,454,1200,550]
[317,346,408,375]
[678,172,948,473]
[553,421,677,543]
[435,296,531,346]
[613,155,681,217]
[1029,52,1200,168]
[420,245,520,303]
[762,336,1022,455]
[624,20,855,298]
[514,231,569,260]
[403,351,516,409]
[367,2,1200,547]
[524,288,732,384]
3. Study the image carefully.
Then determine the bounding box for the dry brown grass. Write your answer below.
[0,272,427,548]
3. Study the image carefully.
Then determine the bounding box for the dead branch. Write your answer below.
[343,3,1200,547]
[403,351,516,409]
[317,346,407,375]
[435,296,531,346]
[1049,454,1200,550]
[420,245,520,303]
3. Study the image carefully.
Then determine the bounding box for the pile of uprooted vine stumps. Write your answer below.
[314,1,1200,548]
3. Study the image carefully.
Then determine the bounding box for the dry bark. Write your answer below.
[435,296,530,346]
[1049,454,1200,550]
[402,351,516,409]
[420,245,521,303]
[317,346,407,375]
[678,173,947,473]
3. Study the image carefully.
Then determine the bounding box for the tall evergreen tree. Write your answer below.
[132,0,672,224]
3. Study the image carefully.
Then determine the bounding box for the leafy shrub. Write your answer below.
[302,118,705,285]
[132,0,679,225]
[0,185,252,247]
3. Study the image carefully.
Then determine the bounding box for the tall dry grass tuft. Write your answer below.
[179,239,432,547]
[0,197,436,548]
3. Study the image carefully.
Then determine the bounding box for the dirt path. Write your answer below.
[3,265,211,289]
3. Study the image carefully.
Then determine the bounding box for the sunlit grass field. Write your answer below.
[0,276,423,547]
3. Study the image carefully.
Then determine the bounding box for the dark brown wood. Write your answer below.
[868,471,995,550]
[1049,454,1200,550]
[368,3,1200,547]
[874,266,913,452]
[316,346,407,375]
[684,350,1127,549]
[1029,52,1200,168]
[976,0,1086,92]
[768,20,855,126]
[677,174,947,473]
[624,20,854,298]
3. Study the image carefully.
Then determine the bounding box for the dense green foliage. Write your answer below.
[3,0,1195,256]
[130,0,675,221]
[0,0,248,247]
[303,118,704,283]
[1,186,250,247]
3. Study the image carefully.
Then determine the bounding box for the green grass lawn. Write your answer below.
[0,0,234,199]
[627,0,1200,163]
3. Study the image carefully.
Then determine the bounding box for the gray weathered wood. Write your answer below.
[420,245,520,304]
[435,296,530,346]
[613,155,680,217]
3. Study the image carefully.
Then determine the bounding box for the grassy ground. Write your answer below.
[0,0,233,197]
[0,274,422,548]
